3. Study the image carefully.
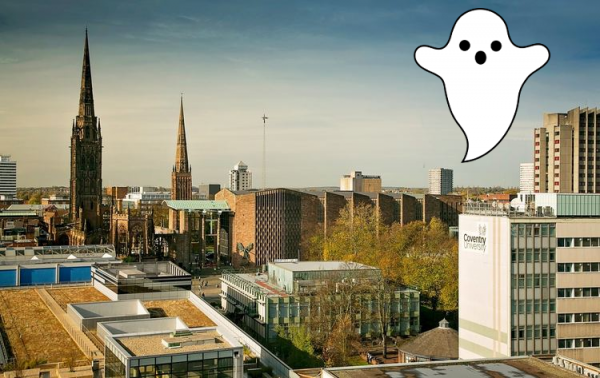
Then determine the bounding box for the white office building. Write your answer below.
[229,161,252,191]
[520,163,535,194]
[0,155,16,199]
[429,168,453,195]
[459,194,600,365]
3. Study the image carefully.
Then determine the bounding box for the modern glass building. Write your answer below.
[91,261,191,301]
[221,260,420,342]
[103,321,243,378]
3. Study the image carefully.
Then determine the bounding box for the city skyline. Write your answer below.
[2,1,600,188]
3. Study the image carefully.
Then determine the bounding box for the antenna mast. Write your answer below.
[262,114,268,190]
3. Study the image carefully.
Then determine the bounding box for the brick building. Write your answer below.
[216,188,463,267]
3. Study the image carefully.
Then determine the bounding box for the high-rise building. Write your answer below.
[339,171,382,193]
[69,30,103,244]
[520,163,535,194]
[169,98,193,231]
[535,107,600,193]
[459,194,600,365]
[229,161,252,191]
[429,168,453,195]
[0,155,16,199]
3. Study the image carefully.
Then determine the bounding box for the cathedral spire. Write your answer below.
[175,96,190,173]
[79,29,95,117]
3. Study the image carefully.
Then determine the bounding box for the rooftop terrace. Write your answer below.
[117,330,230,357]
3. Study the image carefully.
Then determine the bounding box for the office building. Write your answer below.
[0,155,16,199]
[520,163,535,194]
[221,260,419,342]
[122,186,170,213]
[459,193,600,365]
[535,107,600,193]
[197,184,221,200]
[340,171,382,193]
[228,161,252,191]
[429,168,453,195]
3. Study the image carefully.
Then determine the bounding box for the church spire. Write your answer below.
[174,96,190,173]
[79,28,95,118]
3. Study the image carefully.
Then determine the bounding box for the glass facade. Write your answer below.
[105,347,126,378]
[510,222,557,355]
[129,351,235,378]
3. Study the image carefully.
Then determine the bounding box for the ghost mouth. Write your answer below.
[475,51,486,65]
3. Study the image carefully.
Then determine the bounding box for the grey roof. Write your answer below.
[270,260,375,272]
[322,356,579,378]
[162,200,230,211]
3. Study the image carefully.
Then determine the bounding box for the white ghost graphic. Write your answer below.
[415,9,550,162]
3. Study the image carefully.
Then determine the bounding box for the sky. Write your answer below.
[2,0,600,189]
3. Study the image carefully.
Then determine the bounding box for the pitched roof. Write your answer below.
[399,319,458,359]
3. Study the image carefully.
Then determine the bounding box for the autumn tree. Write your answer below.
[323,313,360,367]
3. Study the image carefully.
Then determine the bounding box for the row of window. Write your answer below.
[511,325,556,339]
[511,299,556,314]
[510,224,556,237]
[558,287,600,298]
[511,250,556,263]
[512,274,556,289]
[558,313,600,323]
[558,263,600,273]
[558,238,600,248]
[559,338,600,349]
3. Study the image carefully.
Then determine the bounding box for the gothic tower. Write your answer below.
[171,97,192,200]
[69,30,103,244]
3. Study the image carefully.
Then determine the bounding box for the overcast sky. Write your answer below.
[1,0,599,188]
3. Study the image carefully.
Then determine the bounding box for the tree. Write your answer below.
[323,313,360,367]
[275,325,322,368]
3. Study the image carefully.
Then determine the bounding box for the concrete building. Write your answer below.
[197,184,221,200]
[0,155,16,199]
[91,261,191,301]
[429,168,453,195]
[520,163,535,194]
[340,171,382,193]
[459,194,600,365]
[221,260,420,342]
[229,161,252,191]
[122,187,170,213]
[535,107,600,193]
[104,321,243,378]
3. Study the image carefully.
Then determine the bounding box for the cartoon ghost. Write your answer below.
[415,9,549,162]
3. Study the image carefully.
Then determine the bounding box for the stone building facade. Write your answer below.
[69,31,104,245]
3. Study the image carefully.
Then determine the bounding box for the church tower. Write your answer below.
[69,30,103,244]
[171,97,192,200]
[169,98,192,231]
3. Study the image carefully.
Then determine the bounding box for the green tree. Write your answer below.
[275,325,322,368]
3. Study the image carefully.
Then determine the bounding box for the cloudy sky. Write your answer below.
[1,0,599,188]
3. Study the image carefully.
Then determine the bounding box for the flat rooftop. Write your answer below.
[321,357,578,378]
[143,299,216,328]
[271,260,375,272]
[117,330,230,357]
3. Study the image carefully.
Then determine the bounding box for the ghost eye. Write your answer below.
[491,41,502,52]
[459,40,470,51]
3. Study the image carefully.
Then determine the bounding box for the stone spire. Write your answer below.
[79,29,95,118]
[174,96,190,173]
